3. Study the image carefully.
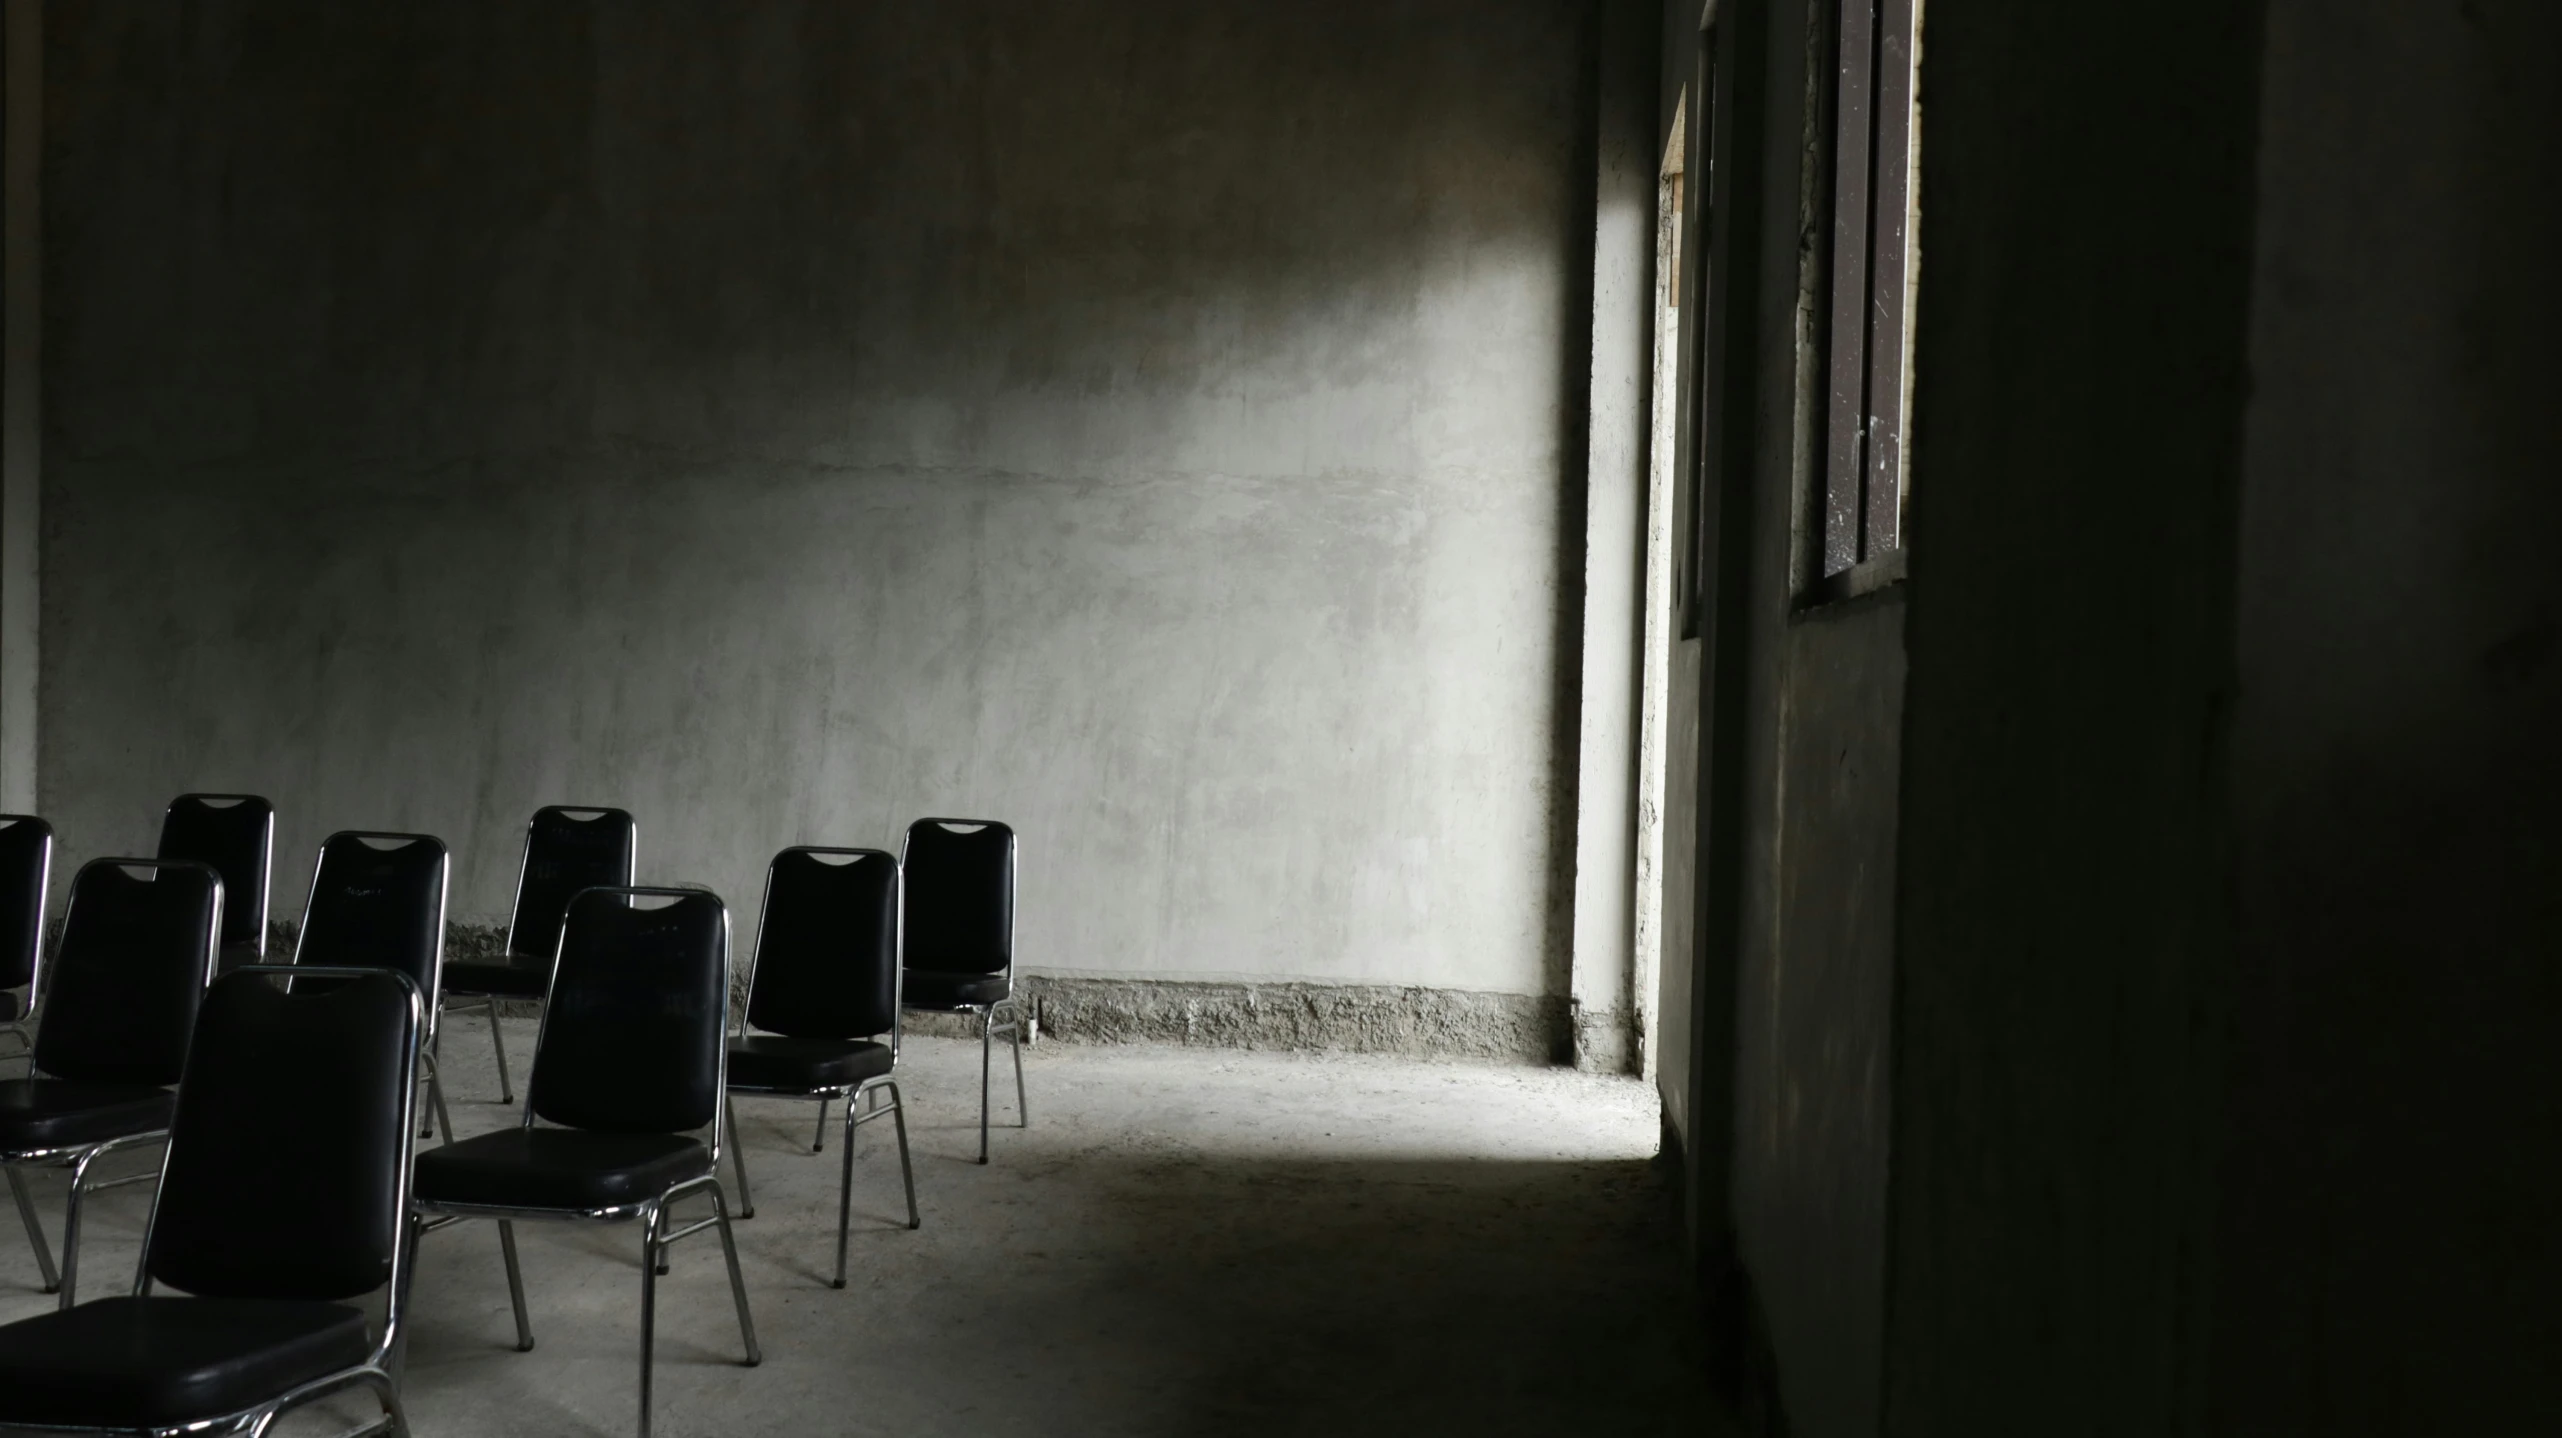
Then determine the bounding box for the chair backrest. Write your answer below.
[33,858,222,1085]
[901,818,1014,978]
[505,807,636,964]
[0,815,52,993]
[746,848,899,1041]
[527,887,726,1136]
[156,794,274,953]
[144,967,421,1303]
[293,832,449,1009]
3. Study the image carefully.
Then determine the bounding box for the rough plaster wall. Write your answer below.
[1654,635,1699,1138]
[1882,3,2261,1433]
[2218,0,2562,1428]
[39,1,1590,999]
[1732,596,1903,1438]
[1677,0,1913,1433]
[1649,0,1705,1154]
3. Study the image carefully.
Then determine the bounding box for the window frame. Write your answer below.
[1808,0,1921,603]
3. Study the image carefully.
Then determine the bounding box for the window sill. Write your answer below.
[1795,548,1906,615]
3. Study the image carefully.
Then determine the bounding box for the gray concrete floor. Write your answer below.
[0,1025,1720,1436]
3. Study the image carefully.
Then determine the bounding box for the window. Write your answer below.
[1677,16,1725,639]
[1816,0,1921,590]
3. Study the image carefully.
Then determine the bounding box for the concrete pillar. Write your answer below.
[1569,0,1662,1074]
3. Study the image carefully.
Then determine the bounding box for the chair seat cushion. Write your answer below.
[901,970,1010,1009]
[440,959,552,999]
[0,1295,370,1429]
[0,1079,175,1152]
[414,1128,711,1212]
[727,1036,892,1092]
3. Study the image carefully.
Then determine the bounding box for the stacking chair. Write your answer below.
[155,794,273,973]
[438,806,635,1104]
[0,858,220,1307]
[0,815,53,1063]
[294,832,454,1143]
[899,818,1025,1163]
[0,964,426,1437]
[726,848,919,1287]
[414,886,758,1438]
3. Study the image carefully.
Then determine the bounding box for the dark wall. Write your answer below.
[1880,2,2262,1433]
[2217,0,2562,1428]
[1676,0,1909,1432]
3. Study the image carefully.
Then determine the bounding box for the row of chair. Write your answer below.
[0,805,1029,1437]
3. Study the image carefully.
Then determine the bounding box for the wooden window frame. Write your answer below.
[1811,0,1921,601]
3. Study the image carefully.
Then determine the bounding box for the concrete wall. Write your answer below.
[1649,0,1705,1157]
[1880,3,2261,1433]
[2217,0,2562,1427]
[1677,0,1916,1431]
[0,0,35,815]
[1649,2,1912,1434]
[38,1,1601,1023]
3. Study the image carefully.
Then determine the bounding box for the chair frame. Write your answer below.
[724,847,919,1289]
[898,819,1026,1164]
[157,794,274,965]
[293,832,456,1146]
[9,963,435,1438]
[438,807,636,1106]
[1,858,221,1310]
[0,815,54,1067]
[415,886,759,1438]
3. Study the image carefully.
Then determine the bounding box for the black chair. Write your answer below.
[0,815,54,1059]
[155,794,273,974]
[726,848,919,1287]
[414,886,758,1438]
[294,832,454,1143]
[0,858,221,1308]
[0,816,55,1282]
[0,964,426,1437]
[438,806,635,1104]
[899,818,1025,1164]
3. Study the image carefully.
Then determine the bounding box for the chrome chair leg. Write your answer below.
[57,1146,107,1311]
[369,1368,415,1438]
[422,1052,455,1145]
[638,1203,662,1438]
[486,1002,515,1106]
[497,1220,534,1351]
[6,1166,57,1292]
[1008,1011,1029,1128]
[887,1080,920,1230]
[978,1006,994,1164]
[726,1096,755,1219]
[709,1183,760,1366]
[811,1096,830,1153]
[834,1098,858,1288]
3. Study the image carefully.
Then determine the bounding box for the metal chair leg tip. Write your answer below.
[830,1278,846,1290]
[39,1284,56,1295]
[516,1339,534,1353]
[740,1207,755,1220]
[745,1356,764,1368]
